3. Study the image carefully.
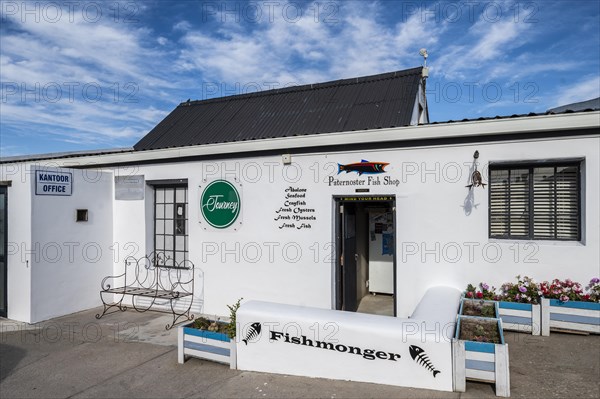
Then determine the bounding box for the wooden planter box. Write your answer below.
[178,322,237,368]
[541,298,600,336]
[498,301,541,335]
[453,316,510,397]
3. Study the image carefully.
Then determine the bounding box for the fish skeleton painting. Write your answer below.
[409,345,441,378]
[242,322,262,345]
[338,160,389,175]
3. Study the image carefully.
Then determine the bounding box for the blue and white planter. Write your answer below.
[498,301,541,335]
[178,322,237,369]
[541,298,600,336]
[453,316,510,397]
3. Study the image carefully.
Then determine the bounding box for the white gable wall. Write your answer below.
[29,167,114,323]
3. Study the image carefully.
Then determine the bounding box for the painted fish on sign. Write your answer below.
[338,160,389,175]
[242,322,262,345]
[409,345,441,378]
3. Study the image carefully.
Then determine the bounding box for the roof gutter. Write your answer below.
[8,111,600,167]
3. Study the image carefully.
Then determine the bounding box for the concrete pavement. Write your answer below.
[1,307,599,398]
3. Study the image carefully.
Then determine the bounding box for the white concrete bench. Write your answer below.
[236,300,457,392]
[410,286,462,340]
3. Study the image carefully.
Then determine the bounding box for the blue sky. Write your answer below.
[1,0,599,157]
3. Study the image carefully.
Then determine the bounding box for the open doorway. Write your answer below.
[335,196,395,317]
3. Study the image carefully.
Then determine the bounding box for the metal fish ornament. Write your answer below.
[242,322,262,345]
[338,160,389,175]
[466,169,486,189]
[409,345,441,378]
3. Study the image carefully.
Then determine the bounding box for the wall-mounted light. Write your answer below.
[282,154,292,165]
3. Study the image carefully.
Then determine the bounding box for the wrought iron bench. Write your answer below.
[95,252,195,329]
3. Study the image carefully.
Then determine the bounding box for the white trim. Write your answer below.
[465,368,495,382]
[465,351,495,362]
[18,112,598,167]
[549,320,600,334]
[495,344,510,397]
[183,348,230,364]
[498,308,532,317]
[549,307,600,318]
[503,323,533,333]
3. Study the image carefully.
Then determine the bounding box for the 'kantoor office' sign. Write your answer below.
[200,180,241,229]
[35,171,72,196]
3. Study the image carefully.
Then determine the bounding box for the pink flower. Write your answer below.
[560,295,569,302]
[519,286,527,293]
[466,292,473,298]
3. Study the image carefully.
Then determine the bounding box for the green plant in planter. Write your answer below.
[462,299,496,317]
[459,317,502,343]
[226,297,243,339]
[190,298,243,338]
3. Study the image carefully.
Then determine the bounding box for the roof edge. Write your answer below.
[4,111,598,166]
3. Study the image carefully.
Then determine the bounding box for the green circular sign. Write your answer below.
[200,180,241,228]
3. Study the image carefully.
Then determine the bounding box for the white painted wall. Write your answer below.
[28,166,113,323]
[1,163,33,322]
[3,132,598,323]
[0,163,114,323]
[105,134,600,318]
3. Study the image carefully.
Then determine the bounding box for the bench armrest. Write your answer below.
[100,272,126,290]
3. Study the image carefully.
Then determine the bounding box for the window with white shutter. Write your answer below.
[489,162,581,241]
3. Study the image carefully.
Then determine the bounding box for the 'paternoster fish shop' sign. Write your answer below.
[35,170,72,196]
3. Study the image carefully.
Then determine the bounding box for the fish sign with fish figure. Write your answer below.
[236,301,453,392]
[338,160,389,175]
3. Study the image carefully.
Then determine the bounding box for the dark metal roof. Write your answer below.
[547,97,600,113]
[429,107,600,125]
[0,147,134,164]
[134,67,424,151]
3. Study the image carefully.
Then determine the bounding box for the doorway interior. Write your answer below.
[335,196,396,317]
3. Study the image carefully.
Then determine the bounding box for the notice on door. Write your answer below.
[35,171,72,196]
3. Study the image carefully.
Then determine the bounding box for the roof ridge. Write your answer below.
[181,67,423,107]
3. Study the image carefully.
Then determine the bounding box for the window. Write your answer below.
[154,186,188,264]
[489,162,581,240]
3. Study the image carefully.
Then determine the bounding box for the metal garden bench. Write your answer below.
[95,252,195,329]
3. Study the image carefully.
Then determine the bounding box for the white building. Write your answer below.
[1,67,598,324]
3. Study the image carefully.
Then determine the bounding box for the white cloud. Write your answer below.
[0,6,180,153]
[176,1,442,87]
[550,75,600,108]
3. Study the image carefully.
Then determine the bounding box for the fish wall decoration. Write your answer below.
[338,160,389,175]
[409,345,441,378]
[242,322,262,345]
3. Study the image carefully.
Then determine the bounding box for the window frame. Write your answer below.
[488,159,582,241]
[152,183,188,264]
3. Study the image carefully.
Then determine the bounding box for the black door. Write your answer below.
[0,186,7,318]
[342,203,358,312]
